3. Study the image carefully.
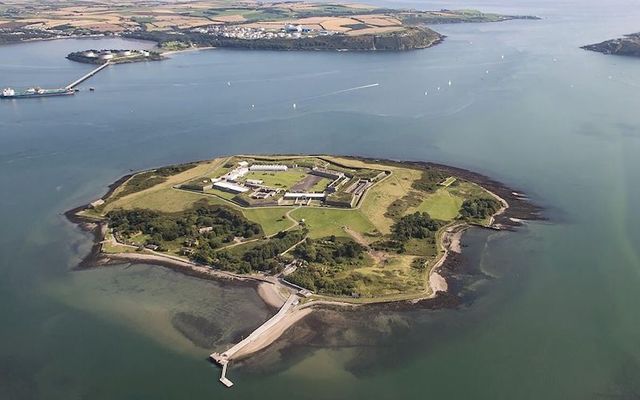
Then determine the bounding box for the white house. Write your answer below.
[249,164,288,172]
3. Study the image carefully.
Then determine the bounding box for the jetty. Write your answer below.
[210,293,299,388]
[65,62,110,90]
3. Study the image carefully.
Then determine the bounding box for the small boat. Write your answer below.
[89,87,95,91]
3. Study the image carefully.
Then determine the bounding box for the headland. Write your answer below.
[583,32,640,57]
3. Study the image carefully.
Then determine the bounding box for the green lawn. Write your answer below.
[244,169,307,189]
[290,208,376,238]
[412,188,464,221]
[242,207,296,236]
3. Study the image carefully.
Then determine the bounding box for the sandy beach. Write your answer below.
[231,307,313,360]
[257,282,287,308]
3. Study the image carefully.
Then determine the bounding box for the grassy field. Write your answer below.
[105,188,220,213]
[360,166,422,234]
[244,169,307,189]
[411,188,464,221]
[290,207,376,239]
[242,207,295,236]
[103,158,226,213]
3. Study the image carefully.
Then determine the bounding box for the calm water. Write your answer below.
[2,0,640,398]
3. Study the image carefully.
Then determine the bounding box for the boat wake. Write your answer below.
[300,83,380,102]
[327,83,380,95]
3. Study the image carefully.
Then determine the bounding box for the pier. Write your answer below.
[210,293,299,387]
[65,62,110,90]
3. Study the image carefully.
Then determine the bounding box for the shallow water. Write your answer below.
[1,0,640,398]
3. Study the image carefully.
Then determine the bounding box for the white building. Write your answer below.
[199,226,213,234]
[249,164,288,172]
[213,181,249,193]
[285,24,303,33]
[238,161,249,167]
[224,167,249,182]
[89,199,105,208]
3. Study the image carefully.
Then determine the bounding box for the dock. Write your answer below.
[65,62,110,90]
[219,361,233,387]
[210,293,299,388]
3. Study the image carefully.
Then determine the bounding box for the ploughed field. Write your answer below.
[79,156,501,301]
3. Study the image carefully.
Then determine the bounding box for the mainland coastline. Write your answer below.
[0,1,538,53]
[66,155,542,367]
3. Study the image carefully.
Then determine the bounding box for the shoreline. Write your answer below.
[159,46,216,57]
[65,156,543,361]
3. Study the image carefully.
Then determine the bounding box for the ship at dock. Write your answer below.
[1,87,75,99]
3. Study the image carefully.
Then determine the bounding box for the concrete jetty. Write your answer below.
[65,62,110,90]
[210,293,299,387]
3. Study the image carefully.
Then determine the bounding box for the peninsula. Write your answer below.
[68,155,541,387]
[0,0,538,51]
[583,33,640,57]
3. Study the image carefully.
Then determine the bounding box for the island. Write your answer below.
[583,33,640,57]
[0,0,539,51]
[66,49,163,65]
[67,154,541,387]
